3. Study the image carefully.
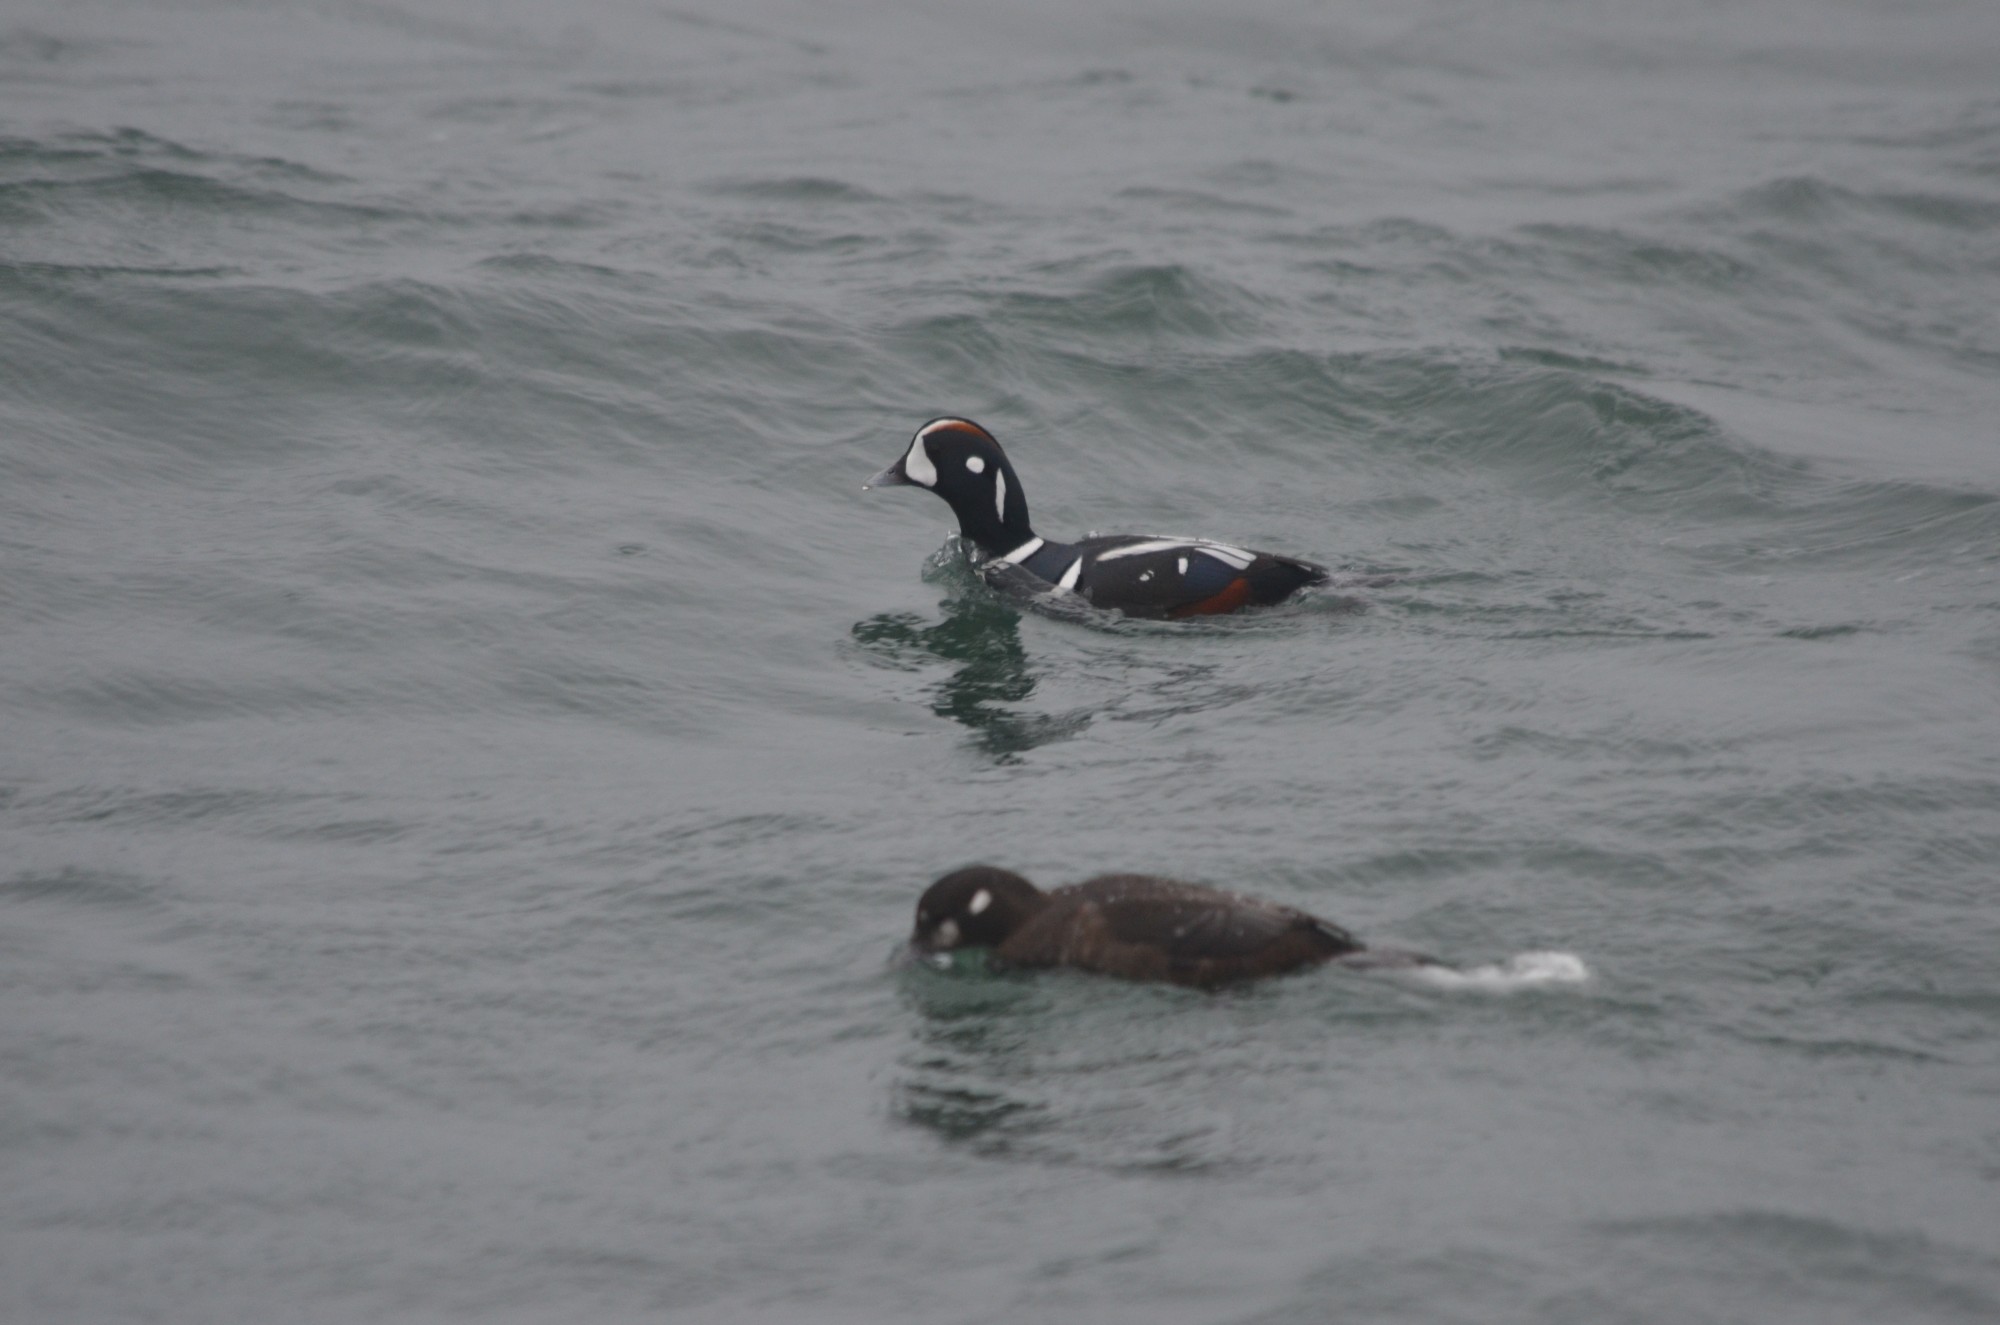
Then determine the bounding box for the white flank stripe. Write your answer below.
[1095,537,1257,571]
[1198,543,1255,571]
[994,469,1007,523]
[1057,558,1083,590]
[995,536,1043,566]
[1094,538,1193,562]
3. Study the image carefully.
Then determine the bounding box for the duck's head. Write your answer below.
[910,864,1046,954]
[866,417,1033,556]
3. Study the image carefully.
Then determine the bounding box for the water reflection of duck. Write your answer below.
[910,865,1439,989]
[866,417,1326,618]
[851,597,1087,757]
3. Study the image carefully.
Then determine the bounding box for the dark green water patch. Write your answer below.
[1586,1211,2000,1323]
[1497,345,1652,376]
[1512,223,1764,291]
[702,175,889,205]
[850,592,1093,759]
[1,866,157,910]
[993,262,1273,342]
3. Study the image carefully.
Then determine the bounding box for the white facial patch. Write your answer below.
[1139,570,1152,582]
[934,919,960,947]
[902,434,938,487]
[1057,558,1083,591]
[969,889,991,915]
[993,469,1007,523]
[965,455,985,474]
[1178,557,1189,575]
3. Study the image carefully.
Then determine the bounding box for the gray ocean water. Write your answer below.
[5,1,2000,1320]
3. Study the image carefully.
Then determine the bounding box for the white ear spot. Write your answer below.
[969,889,991,915]
[903,434,938,487]
[1177,556,1189,575]
[965,455,985,474]
[993,469,1008,523]
[934,919,960,947]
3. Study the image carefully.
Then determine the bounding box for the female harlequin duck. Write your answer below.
[909,865,1438,989]
[865,417,1328,619]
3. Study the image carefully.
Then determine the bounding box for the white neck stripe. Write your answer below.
[995,536,1043,566]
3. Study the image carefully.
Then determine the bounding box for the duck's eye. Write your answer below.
[965,455,985,474]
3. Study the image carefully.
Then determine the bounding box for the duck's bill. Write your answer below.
[863,462,911,491]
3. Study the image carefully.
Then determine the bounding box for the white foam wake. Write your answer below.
[1407,951,1590,992]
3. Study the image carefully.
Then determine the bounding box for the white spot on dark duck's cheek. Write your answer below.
[965,455,985,474]
[994,469,1007,522]
[969,889,991,915]
[1178,556,1189,575]
[934,919,960,947]
[1138,570,1152,582]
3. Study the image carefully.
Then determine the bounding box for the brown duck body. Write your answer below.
[909,865,1420,990]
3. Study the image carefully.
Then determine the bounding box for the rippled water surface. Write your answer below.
[5,2,1999,1321]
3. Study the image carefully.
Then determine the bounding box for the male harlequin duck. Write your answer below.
[865,417,1328,619]
[909,865,1438,989]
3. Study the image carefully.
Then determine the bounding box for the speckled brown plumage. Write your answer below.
[910,865,1393,989]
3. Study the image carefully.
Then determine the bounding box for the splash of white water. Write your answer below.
[1407,951,1591,992]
